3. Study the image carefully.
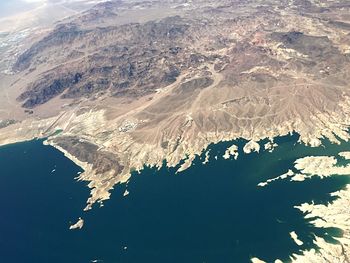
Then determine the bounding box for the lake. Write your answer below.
[0,134,348,262]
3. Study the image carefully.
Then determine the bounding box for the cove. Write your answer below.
[0,134,349,263]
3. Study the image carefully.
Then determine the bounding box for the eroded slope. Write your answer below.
[1,0,350,260]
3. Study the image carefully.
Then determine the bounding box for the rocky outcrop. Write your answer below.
[14,23,87,72]
[15,14,210,108]
[52,136,124,176]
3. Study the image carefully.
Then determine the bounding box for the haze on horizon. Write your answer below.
[0,0,105,19]
[0,0,41,18]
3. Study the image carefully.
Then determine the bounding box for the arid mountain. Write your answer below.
[1,0,350,260]
[2,0,350,201]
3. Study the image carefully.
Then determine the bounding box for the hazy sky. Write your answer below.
[0,0,44,18]
[0,0,101,19]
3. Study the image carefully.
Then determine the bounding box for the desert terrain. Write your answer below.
[1,0,350,261]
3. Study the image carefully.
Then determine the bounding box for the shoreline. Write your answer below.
[1,130,350,261]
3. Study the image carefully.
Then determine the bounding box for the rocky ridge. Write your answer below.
[1,0,350,261]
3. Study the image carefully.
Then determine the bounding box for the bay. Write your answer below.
[0,134,348,262]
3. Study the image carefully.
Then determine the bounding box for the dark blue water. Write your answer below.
[0,135,349,263]
[0,139,89,262]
